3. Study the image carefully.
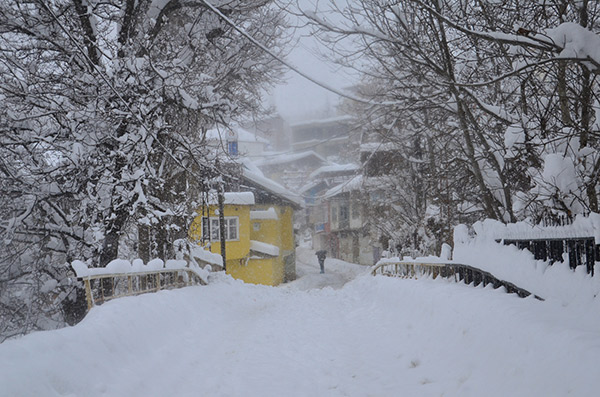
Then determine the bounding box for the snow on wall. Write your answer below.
[376,215,600,304]
[467,215,600,243]
[452,218,600,305]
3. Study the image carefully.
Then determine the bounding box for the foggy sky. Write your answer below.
[273,1,356,121]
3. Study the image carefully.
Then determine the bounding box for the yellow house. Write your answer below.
[189,168,302,286]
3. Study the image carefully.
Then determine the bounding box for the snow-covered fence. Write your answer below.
[371,260,543,300]
[466,216,600,276]
[502,237,598,275]
[71,259,209,311]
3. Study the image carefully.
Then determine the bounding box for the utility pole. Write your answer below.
[215,165,227,272]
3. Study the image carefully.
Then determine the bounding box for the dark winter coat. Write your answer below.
[316,250,327,261]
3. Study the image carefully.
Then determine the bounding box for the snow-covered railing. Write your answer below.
[501,237,598,275]
[463,216,600,276]
[72,259,209,311]
[371,260,543,301]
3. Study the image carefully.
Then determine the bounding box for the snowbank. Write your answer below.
[1,269,599,396]
[452,219,600,304]
[468,214,600,243]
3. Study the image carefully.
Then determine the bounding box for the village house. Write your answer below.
[289,115,358,162]
[205,124,270,158]
[253,150,328,193]
[188,163,302,286]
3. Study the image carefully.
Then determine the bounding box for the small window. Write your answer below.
[202,217,220,240]
[227,218,238,240]
[228,141,238,156]
[331,206,338,223]
[351,203,360,219]
[202,217,239,241]
[340,205,349,222]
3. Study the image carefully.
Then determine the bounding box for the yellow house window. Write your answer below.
[201,217,239,241]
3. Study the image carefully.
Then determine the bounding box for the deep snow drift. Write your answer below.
[1,248,599,396]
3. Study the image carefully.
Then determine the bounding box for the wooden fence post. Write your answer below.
[84,279,93,311]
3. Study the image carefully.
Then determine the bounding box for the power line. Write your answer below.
[200,0,373,106]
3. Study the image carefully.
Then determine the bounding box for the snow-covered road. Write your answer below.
[284,247,368,291]
[1,248,599,396]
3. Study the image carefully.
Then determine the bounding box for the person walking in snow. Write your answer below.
[316,250,327,274]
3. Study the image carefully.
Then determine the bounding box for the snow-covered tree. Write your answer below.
[0,0,287,340]
[302,0,600,253]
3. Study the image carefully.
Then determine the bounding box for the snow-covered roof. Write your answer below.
[290,115,353,128]
[360,142,398,153]
[291,136,348,147]
[242,165,304,208]
[239,157,265,177]
[298,179,328,195]
[309,163,359,179]
[208,191,255,205]
[224,192,255,205]
[205,125,269,144]
[249,240,280,257]
[250,208,278,220]
[323,175,363,198]
[254,150,327,167]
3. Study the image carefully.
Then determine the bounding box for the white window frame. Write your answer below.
[339,204,349,222]
[201,216,239,241]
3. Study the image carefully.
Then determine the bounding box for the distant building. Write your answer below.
[205,124,270,158]
[241,114,291,152]
[289,115,358,162]
[254,150,328,192]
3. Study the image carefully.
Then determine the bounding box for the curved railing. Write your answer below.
[77,268,207,311]
[371,261,544,301]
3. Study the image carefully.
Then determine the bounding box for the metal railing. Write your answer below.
[502,238,598,276]
[371,261,544,301]
[79,268,206,311]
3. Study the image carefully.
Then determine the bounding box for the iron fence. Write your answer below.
[371,261,543,300]
[502,238,599,276]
